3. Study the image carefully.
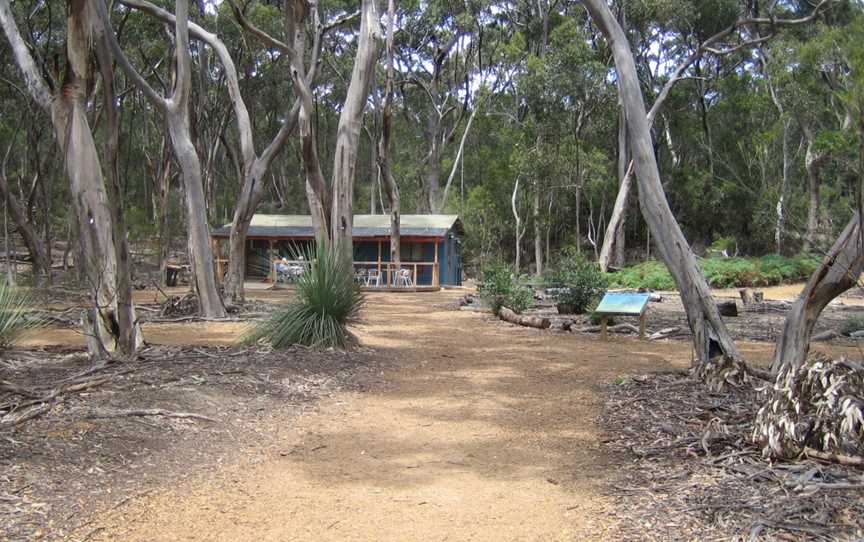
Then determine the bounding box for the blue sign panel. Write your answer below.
[595,292,650,316]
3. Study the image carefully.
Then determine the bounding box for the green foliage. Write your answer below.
[479,263,534,314]
[608,260,677,290]
[608,255,821,290]
[553,247,607,314]
[0,282,40,349]
[244,239,363,349]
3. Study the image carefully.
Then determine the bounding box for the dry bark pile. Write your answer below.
[600,371,864,540]
[159,293,200,317]
[755,355,864,461]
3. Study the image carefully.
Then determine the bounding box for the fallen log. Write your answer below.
[649,326,682,341]
[811,330,841,342]
[498,307,550,329]
[84,408,217,423]
[804,447,864,467]
[580,323,640,335]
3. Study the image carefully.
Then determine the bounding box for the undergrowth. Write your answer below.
[244,239,363,349]
[607,254,820,290]
[0,282,40,349]
[479,263,534,314]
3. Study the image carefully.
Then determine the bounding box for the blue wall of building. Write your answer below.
[246,231,462,286]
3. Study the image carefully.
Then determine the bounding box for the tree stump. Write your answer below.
[717,300,738,317]
[739,288,764,306]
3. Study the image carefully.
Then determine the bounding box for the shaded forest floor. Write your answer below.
[1,285,861,540]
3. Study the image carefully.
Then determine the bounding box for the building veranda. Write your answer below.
[210,215,464,291]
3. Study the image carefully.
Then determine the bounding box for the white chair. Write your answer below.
[354,267,367,285]
[398,268,413,287]
[366,269,381,287]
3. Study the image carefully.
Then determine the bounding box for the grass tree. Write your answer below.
[245,239,363,349]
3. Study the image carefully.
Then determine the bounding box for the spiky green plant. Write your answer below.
[0,282,40,349]
[244,238,363,349]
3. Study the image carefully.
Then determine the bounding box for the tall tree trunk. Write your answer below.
[613,106,628,267]
[2,0,138,355]
[422,98,442,214]
[93,22,143,356]
[775,118,792,254]
[125,0,306,303]
[0,145,50,281]
[533,183,542,276]
[378,0,400,277]
[802,128,825,253]
[772,213,864,372]
[99,0,225,317]
[512,177,523,274]
[166,1,225,317]
[153,134,172,286]
[583,0,742,366]
[330,0,380,259]
[598,106,631,273]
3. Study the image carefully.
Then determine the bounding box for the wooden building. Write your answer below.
[210,214,464,289]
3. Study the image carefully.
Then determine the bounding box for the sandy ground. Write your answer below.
[15,287,852,541]
[48,290,680,541]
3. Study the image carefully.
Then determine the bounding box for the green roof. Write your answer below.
[212,214,462,238]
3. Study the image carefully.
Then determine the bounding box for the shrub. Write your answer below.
[553,247,607,314]
[607,255,821,290]
[0,282,39,349]
[479,263,534,314]
[244,239,363,349]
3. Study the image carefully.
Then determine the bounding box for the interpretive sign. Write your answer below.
[594,292,651,340]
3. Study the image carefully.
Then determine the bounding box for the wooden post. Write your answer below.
[413,263,417,287]
[213,237,224,284]
[433,240,440,288]
[601,315,608,341]
[269,239,276,284]
[377,240,384,284]
[639,312,646,340]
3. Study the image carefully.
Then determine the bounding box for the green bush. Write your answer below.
[607,255,820,290]
[244,239,363,349]
[553,247,608,314]
[0,282,40,349]
[479,263,534,314]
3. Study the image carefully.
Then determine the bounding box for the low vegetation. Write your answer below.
[607,255,820,290]
[0,283,39,349]
[244,240,363,349]
[552,247,607,314]
[478,263,534,314]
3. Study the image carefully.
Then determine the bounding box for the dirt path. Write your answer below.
[71,291,783,541]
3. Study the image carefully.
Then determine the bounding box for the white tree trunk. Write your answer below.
[583,0,742,366]
[772,213,864,372]
[1,0,139,356]
[330,0,380,259]
[98,0,225,317]
[379,0,400,276]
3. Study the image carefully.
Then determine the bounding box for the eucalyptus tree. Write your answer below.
[773,12,864,372]
[397,0,480,213]
[99,0,226,318]
[0,0,143,356]
[228,0,380,260]
[378,0,401,271]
